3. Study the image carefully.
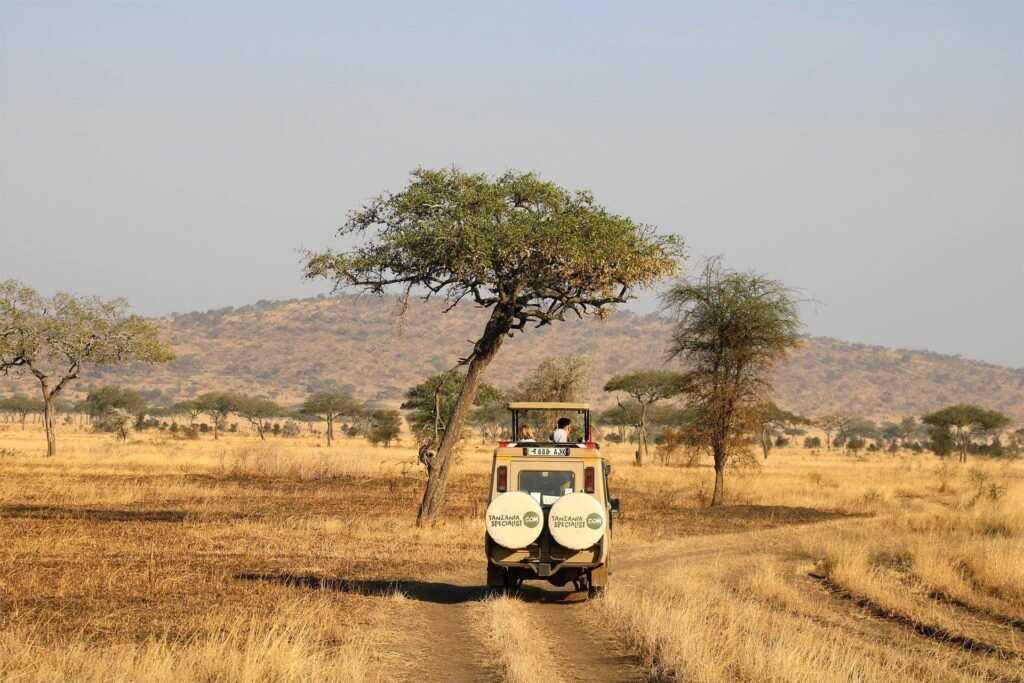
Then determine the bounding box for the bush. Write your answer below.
[803,436,821,449]
[95,408,133,443]
[367,408,401,447]
[282,420,301,438]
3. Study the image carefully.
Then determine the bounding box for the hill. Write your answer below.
[6,295,1023,421]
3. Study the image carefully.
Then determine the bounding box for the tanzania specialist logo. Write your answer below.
[586,513,603,530]
[523,511,541,528]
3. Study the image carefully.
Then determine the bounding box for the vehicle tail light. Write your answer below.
[584,466,595,493]
[582,442,597,449]
[497,466,507,492]
[498,441,509,448]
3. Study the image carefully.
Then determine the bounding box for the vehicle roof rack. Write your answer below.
[507,402,590,410]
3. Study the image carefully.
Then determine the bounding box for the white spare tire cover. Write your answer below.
[486,491,544,549]
[548,492,606,550]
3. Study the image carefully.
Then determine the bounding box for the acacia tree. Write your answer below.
[194,391,239,440]
[664,260,801,506]
[301,391,361,446]
[0,280,172,455]
[304,168,681,523]
[754,402,806,459]
[814,412,858,452]
[603,370,688,466]
[922,404,1010,463]
[237,396,283,440]
[170,399,201,428]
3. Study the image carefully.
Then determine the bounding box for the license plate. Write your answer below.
[526,447,568,456]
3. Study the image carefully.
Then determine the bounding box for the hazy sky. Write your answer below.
[1,2,1021,367]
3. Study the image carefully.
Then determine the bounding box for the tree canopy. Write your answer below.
[304,168,682,336]
[0,280,173,455]
[85,385,147,419]
[235,396,284,440]
[513,355,593,404]
[304,167,683,523]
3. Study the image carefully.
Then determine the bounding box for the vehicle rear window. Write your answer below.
[519,470,575,505]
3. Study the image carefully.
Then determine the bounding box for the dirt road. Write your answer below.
[372,516,1024,682]
[378,569,648,682]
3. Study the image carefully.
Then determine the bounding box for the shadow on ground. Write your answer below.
[621,503,860,537]
[236,572,587,605]
[0,504,191,523]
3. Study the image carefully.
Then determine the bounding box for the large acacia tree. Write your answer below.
[603,370,688,466]
[0,280,172,455]
[664,260,801,506]
[304,167,682,523]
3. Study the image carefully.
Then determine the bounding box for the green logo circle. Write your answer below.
[586,513,603,530]
[523,511,541,528]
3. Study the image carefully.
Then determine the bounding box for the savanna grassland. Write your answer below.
[1,424,1022,682]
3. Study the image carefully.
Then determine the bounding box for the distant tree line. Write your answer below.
[0,383,404,449]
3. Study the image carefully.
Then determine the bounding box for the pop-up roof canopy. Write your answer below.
[507,402,590,411]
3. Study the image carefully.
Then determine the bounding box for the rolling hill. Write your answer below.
[7,295,1023,422]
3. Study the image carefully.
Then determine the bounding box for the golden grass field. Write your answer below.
[1,423,1022,682]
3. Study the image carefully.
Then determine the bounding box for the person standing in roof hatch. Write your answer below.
[551,417,572,443]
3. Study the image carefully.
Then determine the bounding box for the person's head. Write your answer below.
[519,424,534,440]
[556,417,572,430]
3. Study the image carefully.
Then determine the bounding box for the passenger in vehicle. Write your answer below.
[518,424,536,442]
[550,417,572,443]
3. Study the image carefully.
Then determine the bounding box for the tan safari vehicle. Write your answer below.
[484,402,619,597]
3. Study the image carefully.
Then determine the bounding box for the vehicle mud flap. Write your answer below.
[589,564,608,588]
[486,564,505,587]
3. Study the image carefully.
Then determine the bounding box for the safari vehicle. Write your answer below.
[484,402,618,597]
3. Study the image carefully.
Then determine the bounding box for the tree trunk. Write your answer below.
[417,306,511,524]
[42,393,57,457]
[257,422,265,440]
[326,416,333,447]
[711,442,725,506]
[636,403,648,466]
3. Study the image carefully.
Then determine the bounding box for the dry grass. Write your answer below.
[1,422,1022,681]
[473,596,565,683]
[1,598,379,682]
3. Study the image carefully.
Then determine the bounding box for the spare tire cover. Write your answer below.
[548,492,607,550]
[485,491,544,549]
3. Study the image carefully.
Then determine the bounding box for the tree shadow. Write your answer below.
[0,504,191,523]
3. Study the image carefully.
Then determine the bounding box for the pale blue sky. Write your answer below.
[1,2,1021,366]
